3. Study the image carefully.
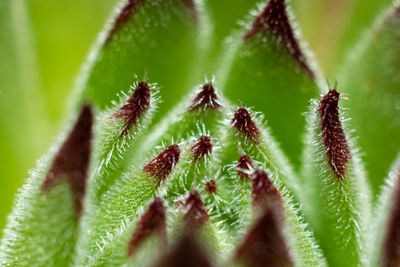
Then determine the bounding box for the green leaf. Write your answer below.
[365,153,400,267]
[220,0,321,166]
[0,106,94,265]
[73,0,207,120]
[341,4,400,196]
[300,89,372,267]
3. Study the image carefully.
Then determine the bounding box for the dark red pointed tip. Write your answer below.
[188,83,223,111]
[237,155,254,178]
[190,136,213,161]
[381,171,400,267]
[232,108,260,143]
[42,104,94,216]
[152,232,213,267]
[183,190,209,228]
[234,206,293,267]
[251,169,282,211]
[244,0,314,77]
[128,198,167,258]
[106,0,143,43]
[318,89,351,179]
[205,180,217,194]
[114,81,151,136]
[143,145,181,182]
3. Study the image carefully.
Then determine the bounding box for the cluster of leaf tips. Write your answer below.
[2,0,400,266]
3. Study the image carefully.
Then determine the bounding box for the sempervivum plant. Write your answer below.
[2,0,400,266]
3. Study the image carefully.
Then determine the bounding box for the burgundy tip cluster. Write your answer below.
[114,81,151,136]
[232,108,260,142]
[380,171,400,267]
[41,104,93,216]
[237,155,254,178]
[205,180,217,194]
[183,190,209,228]
[190,136,213,161]
[128,198,167,257]
[244,0,314,77]
[234,206,293,267]
[251,169,282,211]
[143,145,181,183]
[318,89,351,179]
[106,0,143,43]
[188,83,222,111]
[152,233,213,267]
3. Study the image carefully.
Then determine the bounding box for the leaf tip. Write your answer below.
[232,108,260,142]
[188,83,223,112]
[205,180,217,194]
[237,154,255,178]
[190,136,213,161]
[143,144,181,182]
[318,89,350,179]
[183,190,209,228]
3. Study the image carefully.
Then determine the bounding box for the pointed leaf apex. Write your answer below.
[234,206,293,267]
[183,190,209,228]
[106,0,143,43]
[232,108,260,142]
[190,136,213,161]
[41,104,93,216]
[181,0,198,22]
[205,180,217,194]
[152,233,213,267]
[143,145,181,182]
[381,170,400,267]
[318,89,351,178]
[114,81,151,136]
[128,198,167,257]
[237,154,255,178]
[244,0,314,77]
[188,83,223,111]
[251,169,282,210]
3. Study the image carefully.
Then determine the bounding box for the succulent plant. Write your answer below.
[2,0,400,266]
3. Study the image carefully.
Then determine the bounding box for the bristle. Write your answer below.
[205,180,217,194]
[152,233,213,267]
[128,198,167,257]
[183,190,209,228]
[251,169,282,211]
[114,81,151,136]
[318,89,351,178]
[190,136,213,161]
[41,104,93,216]
[234,206,293,267]
[244,0,314,77]
[380,171,400,267]
[143,145,180,182]
[106,0,143,43]
[232,108,260,142]
[237,154,254,178]
[188,83,222,111]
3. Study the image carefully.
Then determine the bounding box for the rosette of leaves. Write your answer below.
[1,0,400,266]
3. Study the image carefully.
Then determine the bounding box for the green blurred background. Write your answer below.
[0,0,392,233]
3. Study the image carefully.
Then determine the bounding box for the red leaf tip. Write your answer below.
[234,206,293,267]
[143,145,181,182]
[205,180,217,194]
[189,83,223,111]
[232,108,260,142]
[190,136,213,161]
[251,169,282,210]
[42,104,93,216]
[114,81,151,136]
[106,0,143,43]
[237,154,255,178]
[152,232,213,267]
[244,0,313,77]
[318,89,351,178]
[183,190,209,228]
[381,171,400,267]
[128,198,167,257]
